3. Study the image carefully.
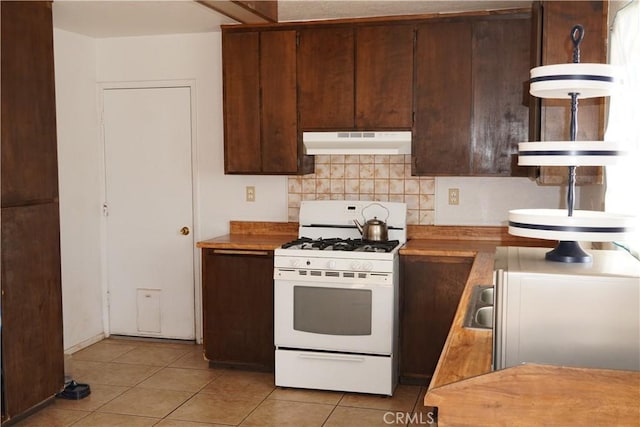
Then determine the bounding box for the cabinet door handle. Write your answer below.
[212,249,269,256]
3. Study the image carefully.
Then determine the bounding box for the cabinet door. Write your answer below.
[413,21,472,175]
[537,1,606,184]
[298,27,355,129]
[1,202,64,419]
[202,249,274,371]
[1,1,58,207]
[399,255,473,385]
[472,17,531,176]
[260,30,299,173]
[222,31,261,173]
[413,15,532,176]
[356,24,414,129]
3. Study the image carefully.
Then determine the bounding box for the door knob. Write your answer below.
[180,226,190,235]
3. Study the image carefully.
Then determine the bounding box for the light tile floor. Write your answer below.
[16,338,430,426]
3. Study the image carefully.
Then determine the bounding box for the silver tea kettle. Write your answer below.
[353,203,390,241]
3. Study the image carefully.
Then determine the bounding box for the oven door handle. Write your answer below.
[298,353,365,363]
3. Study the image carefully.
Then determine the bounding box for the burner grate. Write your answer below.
[281,237,400,253]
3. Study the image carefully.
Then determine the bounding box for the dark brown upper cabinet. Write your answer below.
[413,14,532,176]
[298,27,355,130]
[220,7,606,177]
[413,21,472,175]
[222,29,312,174]
[535,1,607,185]
[298,24,414,130]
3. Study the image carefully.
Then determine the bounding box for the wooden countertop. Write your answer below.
[425,250,496,389]
[196,221,298,251]
[196,234,293,251]
[425,363,640,426]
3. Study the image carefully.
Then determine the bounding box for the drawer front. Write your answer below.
[275,349,395,395]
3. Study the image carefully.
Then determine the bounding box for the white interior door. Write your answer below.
[103,86,195,340]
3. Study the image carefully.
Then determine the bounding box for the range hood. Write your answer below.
[303,131,411,155]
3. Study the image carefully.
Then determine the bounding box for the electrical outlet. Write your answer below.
[246,186,255,202]
[448,188,460,205]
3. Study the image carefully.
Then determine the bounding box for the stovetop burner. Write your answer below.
[281,237,400,253]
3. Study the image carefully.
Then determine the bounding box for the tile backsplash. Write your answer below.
[288,154,434,225]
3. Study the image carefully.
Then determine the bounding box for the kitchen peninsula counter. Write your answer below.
[415,233,640,426]
[400,225,550,389]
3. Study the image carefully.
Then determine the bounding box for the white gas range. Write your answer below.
[274,200,407,396]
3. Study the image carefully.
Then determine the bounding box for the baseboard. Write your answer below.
[64,332,105,355]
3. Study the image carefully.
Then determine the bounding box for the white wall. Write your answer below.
[53,29,104,351]
[54,30,288,350]
[95,32,288,241]
[434,176,586,225]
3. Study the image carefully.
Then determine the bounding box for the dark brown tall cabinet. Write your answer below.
[1,1,64,423]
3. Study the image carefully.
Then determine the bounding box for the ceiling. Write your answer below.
[53,0,532,38]
[279,0,531,22]
[52,1,237,37]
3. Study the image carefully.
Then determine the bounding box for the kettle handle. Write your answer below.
[362,202,390,222]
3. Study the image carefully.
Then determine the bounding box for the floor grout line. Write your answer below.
[19,339,426,426]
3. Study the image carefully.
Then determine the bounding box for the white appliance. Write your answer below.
[493,246,640,372]
[274,200,407,396]
[302,131,411,155]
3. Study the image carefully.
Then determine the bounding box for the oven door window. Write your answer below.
[293,286,372,335]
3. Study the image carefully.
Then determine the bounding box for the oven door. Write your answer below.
[274,274,395,355]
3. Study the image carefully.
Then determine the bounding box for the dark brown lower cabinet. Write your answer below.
[399,255,473,385]
[1,202,64,423]
[202,248,274,371]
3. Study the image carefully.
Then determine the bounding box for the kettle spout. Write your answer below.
[353,219,364,235]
